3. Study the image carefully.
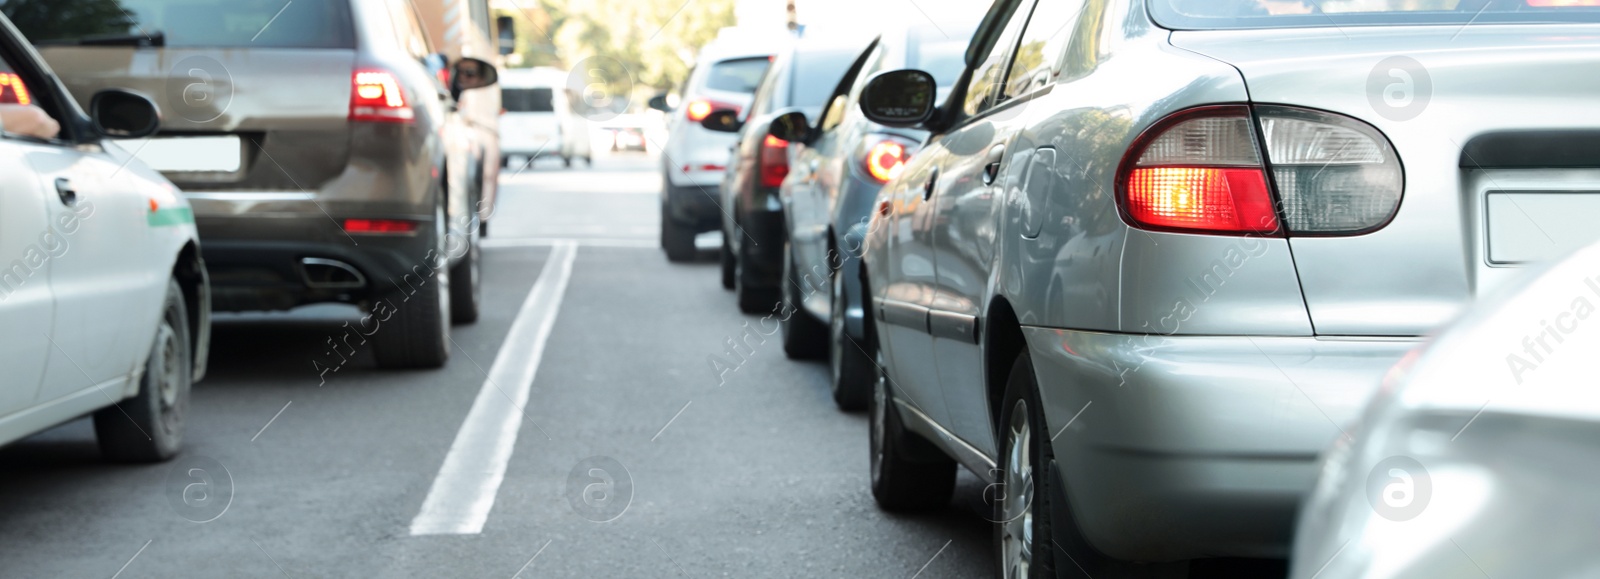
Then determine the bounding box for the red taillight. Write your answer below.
[343,218,419,234]
[1117,106,1278,235]
[0,72,31,105]
[760,135,790,188]
[350,70,414,123]
[685,99,739,122]
[1125,167,1277,233]
[865,139,909,183]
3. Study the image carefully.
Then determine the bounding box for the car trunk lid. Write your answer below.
[1172,26,1600,336]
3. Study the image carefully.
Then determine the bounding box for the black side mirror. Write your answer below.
[452,58,499,98]
[859,69,937,128]
[768,110,812,144]
[90,89,160,138]
[700,109,742,133]
[496,16,516,56]
[647,92,672,113]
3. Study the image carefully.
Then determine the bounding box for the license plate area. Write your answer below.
[123,136,243,173]
[1486,191,1600,265]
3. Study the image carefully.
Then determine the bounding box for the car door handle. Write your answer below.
[54,178,77,206]
[982,145,1005,186]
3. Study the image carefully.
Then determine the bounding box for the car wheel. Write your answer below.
[95,278,191,462]
[661,208,697,262]
[996,352,1057,579]
[372,204,451,369]
[869,348,956,511]
[779,242,827,359]
[720,234,736,290]
[735,254,779,314]
[829,264,871,411]
[562,156,573,168]
[448,218,481,325]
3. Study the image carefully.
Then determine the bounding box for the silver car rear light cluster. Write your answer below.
[1257,106,1404,235]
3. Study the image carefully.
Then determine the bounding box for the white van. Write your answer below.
[499,67,592,168]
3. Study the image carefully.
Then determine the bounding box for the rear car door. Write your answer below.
[787,41,878,291]
[917,0,1040,454]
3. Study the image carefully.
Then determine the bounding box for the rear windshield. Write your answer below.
[503,88,555,113]
[790,49,858,108]
[2,0,355,48]
[704,57,770,93]
[1151,0,1600,29]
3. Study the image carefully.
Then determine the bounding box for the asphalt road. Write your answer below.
[0,152,1000,578]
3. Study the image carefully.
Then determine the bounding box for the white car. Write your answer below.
[499,67,592,169]
[1292,238,1600,579]
[0,16,209,461]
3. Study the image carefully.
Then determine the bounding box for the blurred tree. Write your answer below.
[0,0,137,43]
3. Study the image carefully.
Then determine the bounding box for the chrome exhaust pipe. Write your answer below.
[299,258,367,289]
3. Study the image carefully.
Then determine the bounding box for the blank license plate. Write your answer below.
[1487,192,1600,264]
[126,136,242,173]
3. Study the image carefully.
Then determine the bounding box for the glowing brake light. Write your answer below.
[0,73,31,106]
[350,70,414,123]
[760,134,789,188]
[685,99,740,122]
[1117,107,1279,235]
[343,218,419,234]
[865,139,909,183]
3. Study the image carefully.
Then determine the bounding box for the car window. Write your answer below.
[1003,0,1085,100]
[819,42,879,133]
[789,48,860,110]
[386,0,434,61]
[2,0,356,49]
[748,56,785,118]
[963,0,1035,117]
[0,35,68,142]
[503,87,555,113]
[704,57,770,93]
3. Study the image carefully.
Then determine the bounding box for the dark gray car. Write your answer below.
[7,0,500,368]
[767,23,973,411]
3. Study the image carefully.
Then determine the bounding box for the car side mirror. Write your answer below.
[648,92,672,113]
[768,110,812,144]
[452,58,499,98]
[859,69,937,128]
[700,109,742,133]
[90,89,160,138]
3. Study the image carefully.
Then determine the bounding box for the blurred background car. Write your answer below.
[499,66,593,169]
[12,0,502,369]
[649,30,778,262]
[700,32,869,314]
[855,0,1600,575]
[1293,238,1600,579]
[0,12,208,461]
[768,22,974,410]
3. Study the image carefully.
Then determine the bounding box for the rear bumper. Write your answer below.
[1023,328,1416,561]
[662,179,723,232]
[189,193,440,311]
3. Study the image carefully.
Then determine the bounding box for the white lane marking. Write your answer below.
[483,237,654,249]
[409,241,578,536]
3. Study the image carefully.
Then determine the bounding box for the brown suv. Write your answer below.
[9,0,500,368]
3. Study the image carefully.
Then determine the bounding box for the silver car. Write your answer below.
[853,0,1600,574]
[1293,239,1600,579]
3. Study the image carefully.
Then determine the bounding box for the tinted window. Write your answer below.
[704,58,770,93]
[2,0,355,49]
[1152,0,1600,29]
[503,88,555,113]
[964,0,1033,117]
[1004,0,1084,99]
[789,49,859,108]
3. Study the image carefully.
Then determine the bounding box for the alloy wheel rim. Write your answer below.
[1002,399,1034,578]
[829,269,845,392]
[870,370,887,486]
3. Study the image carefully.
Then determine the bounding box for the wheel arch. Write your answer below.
[984,295,1027,436]
[173,241,210,382]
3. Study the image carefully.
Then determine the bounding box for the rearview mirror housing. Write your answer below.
[768,110,812,144]
[700,109,742,133]
[90,89,160,138]
[648,92,672,113]
[859,69,937,128]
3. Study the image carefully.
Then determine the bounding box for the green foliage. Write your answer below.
[499,0,736,95]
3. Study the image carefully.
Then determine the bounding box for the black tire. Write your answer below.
[584,156,593,167]
[829,264,871,411]
[869,348,956,511]
[95,278,191,462]
[448,221,481,325]
[661,210,697,262]
[372,205,451,369]
[780,242,827,359]
[996,352,1058,579]
[720,234,736,290]
[735,261,780,314]
[562,156,573,168]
